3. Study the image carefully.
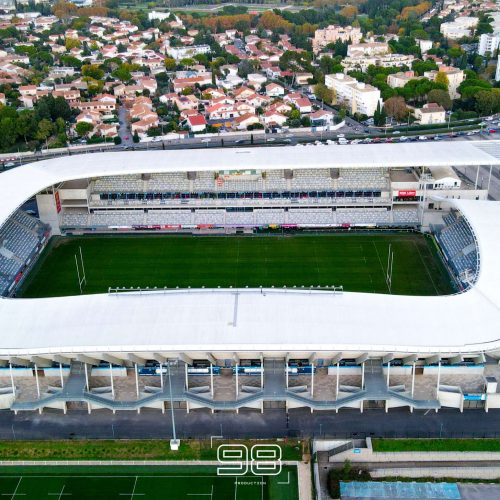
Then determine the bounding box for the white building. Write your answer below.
[496,55,500,82]
[417,39,433,54]
[166,45,211,61]
[347,42,389,57]
[424,66,464,100]
[440,16,478,39]
[387,71,421,88]
[325,73,382,117]
[342,53,414,73]
[413,103,446,125]
[313,25,362,53]
[478,33,500,56]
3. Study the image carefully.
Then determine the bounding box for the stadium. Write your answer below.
[0,141,499,415]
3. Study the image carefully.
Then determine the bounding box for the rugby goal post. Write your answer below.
[75,246,86,294]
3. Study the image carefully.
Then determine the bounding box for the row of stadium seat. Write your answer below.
[437,211,478,284]
[0,210,48,296]
[61,207,420,228]
[90,169,391,195]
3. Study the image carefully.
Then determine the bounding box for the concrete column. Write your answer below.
[210,363,214,397]
[260,360,263,389]
[59,362,64,389]
[34,364,40,399]
[185,363,189,390]
[9,363,15,397]
[160,363,164,391]
[336,362,340,399]
[285,361,289,389]
[361,362,365,389]
[134,363,139,398]
[109,363,115,399]
[411,362,416,398]
[235,363,239,398]
[386,361,390,387]
[84,363,89,391]
[436,360,441,395]
[311,362,314,397]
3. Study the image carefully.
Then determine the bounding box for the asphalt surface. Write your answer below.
[3,408,500,440]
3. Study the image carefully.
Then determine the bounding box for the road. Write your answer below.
[117,105,133,147]
[3,408,500,440]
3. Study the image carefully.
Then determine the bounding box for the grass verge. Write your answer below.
[372,438,500,452]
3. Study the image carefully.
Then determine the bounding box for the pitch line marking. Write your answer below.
[371,241,390,293]
[187,485,214,498]
[277,471,291,485]
[412,241,439,295]
[119,476,144,498]
[2,477,25,499]
[48,485,71,498]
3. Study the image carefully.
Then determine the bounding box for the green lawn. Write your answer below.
[18,233,455,298]
[0,465,298,499]
[0,439,303,461]
[372,438,500,452]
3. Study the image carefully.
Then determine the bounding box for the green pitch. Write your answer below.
[18,233,455,298]
[0,465,298,499]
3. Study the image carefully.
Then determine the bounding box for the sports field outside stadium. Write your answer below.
[18,233,455,298]
[0,465,298,499]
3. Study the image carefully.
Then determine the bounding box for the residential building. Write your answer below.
[166,45,211,61]
[347,42,389,57]
[417,39,433,54]
[478,32,500,56]
[325,73,382,117]
[265,83,285,97]
[496,55,500,82]
[313,25,362,53]
[440,16,478,39]
[387,71,422,88]
[414,103,446,124]
[186,114,207,133]
[424,66,464,99]
[342,53,414,73]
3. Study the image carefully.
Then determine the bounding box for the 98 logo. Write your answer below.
[217,444,282,476]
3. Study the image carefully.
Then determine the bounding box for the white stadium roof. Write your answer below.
[0,142,499,357]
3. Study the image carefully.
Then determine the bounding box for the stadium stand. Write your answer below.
[337,168,389,190]
[59,169,426,230]
[0,210,48,296]
[436,210,478,285]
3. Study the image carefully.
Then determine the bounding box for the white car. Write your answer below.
[418,136,427,141]
[338,138,349,145]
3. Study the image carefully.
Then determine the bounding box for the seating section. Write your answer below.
[290,169,333,190]
[336,208,391,225]
[288,209,334,225]
[437,211,478,284]
[264,170,287,190]
[337,168,388,190]
[0,210,48,296]
[393,208,419,224]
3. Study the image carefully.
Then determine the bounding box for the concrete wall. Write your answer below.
[36,193,60,235]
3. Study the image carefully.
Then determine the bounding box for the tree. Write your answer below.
[373,101,386,126]
[475,89,500,116]
[133,131,140,143]
[164,57,176,71]
[435,71,449,89]
[35,119,54,144]
[75,121,93,137]
[427,89,452,110]
[383,96,408,122]
[82,64,104,80]
[314,83,334,105]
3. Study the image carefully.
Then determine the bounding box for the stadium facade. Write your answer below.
[0,141,499,414]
